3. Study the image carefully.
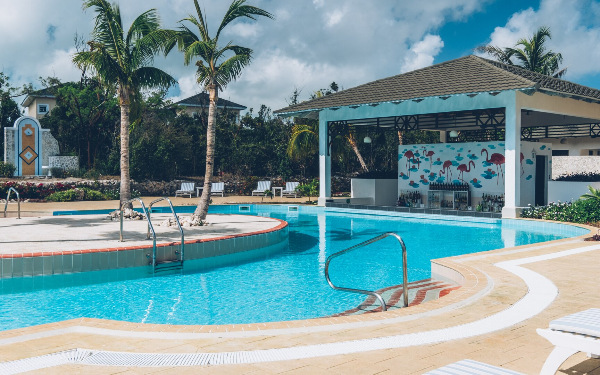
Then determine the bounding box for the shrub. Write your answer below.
[521,199,600,224]
[554,172,600,182]
[297,179,319,203]
[46,188,107,202]
[0,162,16,178]
[50,167,66,179]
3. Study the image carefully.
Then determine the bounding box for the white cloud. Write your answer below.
[170,74,202,103]
[326,8,346,28]
[313,0,325,9]
[479,0,600,79]
[400,35,445,73]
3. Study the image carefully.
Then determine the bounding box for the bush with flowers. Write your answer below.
[521,199,600,224]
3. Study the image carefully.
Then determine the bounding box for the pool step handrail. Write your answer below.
[147,197,185,265]
[119,198,156,267]
[324,232,409,312]
[3,187,20,219]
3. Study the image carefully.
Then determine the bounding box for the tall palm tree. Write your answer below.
[169,0,274,223]
[477,26,567,78]
[73,0,176,208]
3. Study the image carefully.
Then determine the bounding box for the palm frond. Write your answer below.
[126,9,160,47]
[193,0,211,42]
[131,67,176,91]
[475,45,513,65]
[131,29,174,68]
[213,53,252,88]
[287,123,318,159]
[216,0,274,40]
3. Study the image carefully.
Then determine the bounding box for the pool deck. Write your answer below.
[1,200,599,374]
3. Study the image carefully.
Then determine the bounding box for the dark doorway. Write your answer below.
[535,156,547,206]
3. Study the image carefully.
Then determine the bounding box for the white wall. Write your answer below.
[543,137,600,156]
[548,181,600,203]
[351,179,398,206]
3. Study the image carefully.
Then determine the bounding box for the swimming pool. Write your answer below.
[0,206,588,331]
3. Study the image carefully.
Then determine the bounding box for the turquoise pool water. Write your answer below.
[1,206,587,331]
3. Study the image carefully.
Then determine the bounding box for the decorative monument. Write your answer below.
[3,116,76,176]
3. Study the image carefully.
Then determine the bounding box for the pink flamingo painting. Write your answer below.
[456,160,475,182]
[425,150,435,169]
[440,160,453,180]
[403,150,414,175]
[520,152,524,176]
[481,148,505,184]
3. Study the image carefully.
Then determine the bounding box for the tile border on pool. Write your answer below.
[0,218,289,279]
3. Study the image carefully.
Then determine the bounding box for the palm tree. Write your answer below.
[581,185,600,203]
[169,0,274,223]
[477,26,567,78]
[73,0,176,208]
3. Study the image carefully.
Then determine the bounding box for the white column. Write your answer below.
[318,113,331,206]
[439,131,447,143]
[503,101,522,218]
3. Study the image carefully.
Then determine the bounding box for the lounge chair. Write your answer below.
[211,182,225,197]
[282,182,300,198]
[251,181,271,196]
[537,308,600,375]
[175,182,195,198]
[424,359,525,374]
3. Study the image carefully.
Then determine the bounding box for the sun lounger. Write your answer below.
[252,181,271,196]
[282,182,300,198]
[211,182,225,197]
[175,182,195,198]
[424,359,525,374]
[537,308,600,375]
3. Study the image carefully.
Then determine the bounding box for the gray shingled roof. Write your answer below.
[274,55,600,115]
[176,93,246,110]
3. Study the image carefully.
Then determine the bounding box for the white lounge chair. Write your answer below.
[282,182,300,198]
[537,308,600,375]
[424,359,525,374]
[211,182,225,197]
[252,181,271,196]
[175,182,195,198]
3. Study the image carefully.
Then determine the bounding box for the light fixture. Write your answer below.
[449,130,459,138]
[363,136,372,144]
[525,110,530,115]
[532,149,537,159]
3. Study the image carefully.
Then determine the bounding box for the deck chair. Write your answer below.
[211,182,225,197]
[424,359,525,374]
[282,182,300,198]
[175,182,195,198]
[537,308,600,375]
[251,180,271,196]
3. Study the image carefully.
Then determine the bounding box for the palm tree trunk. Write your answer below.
[346,134,369,172]
[193,84,216,221]
[119,88,132,209]
[397,131,403,145]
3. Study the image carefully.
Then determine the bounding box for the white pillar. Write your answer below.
[439,131,447,143]
[318,113,331,206]
[503,101,522,218]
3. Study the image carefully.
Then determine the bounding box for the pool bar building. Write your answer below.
[274,55,600,218]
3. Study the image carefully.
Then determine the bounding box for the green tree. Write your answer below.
[0,73,29,157]
[73,0,176,207]
[477,26,567,78]
[169,0,274,222]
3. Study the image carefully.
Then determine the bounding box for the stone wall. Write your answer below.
[42,131,60,166]
[49,156,79,171]
[552,156,600,178]
[3,127,15,165]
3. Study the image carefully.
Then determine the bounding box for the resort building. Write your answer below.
[275,55,600,218]
[175,93,246,120]
[21,87,57,120]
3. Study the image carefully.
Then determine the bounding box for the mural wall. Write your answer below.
[398,141,552,206]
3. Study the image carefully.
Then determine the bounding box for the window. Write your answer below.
[552,150,569,156]
[38,104,48,114]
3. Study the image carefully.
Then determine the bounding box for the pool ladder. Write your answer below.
[119,197,185,273]
[325,232,408,312]
[3,187,20,219]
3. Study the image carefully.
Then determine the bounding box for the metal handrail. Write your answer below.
[147,197,185,262]
[119,198,156,265]
[3,187,20,219]
[324,232,408,312]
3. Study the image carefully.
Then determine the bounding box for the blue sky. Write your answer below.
[1,0,599,112]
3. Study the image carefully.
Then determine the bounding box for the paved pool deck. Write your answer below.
[0,214,281,254]
[0,200,599,374]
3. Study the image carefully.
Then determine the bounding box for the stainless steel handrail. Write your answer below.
[324,232,408,312]
[3,187,20,219]
[147,197,185,262]
[119,198,156,265]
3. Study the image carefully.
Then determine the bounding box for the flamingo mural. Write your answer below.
[403,150,414,175]
[481,148,505,184]
[520,152,524,176]
[424,150,435,169]
[456,160,475,183]
[440,160,453,180]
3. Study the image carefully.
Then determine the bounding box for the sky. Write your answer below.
[1,0,600,114]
